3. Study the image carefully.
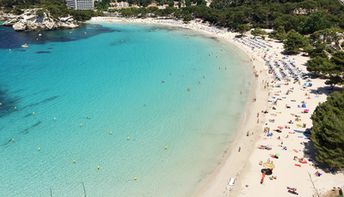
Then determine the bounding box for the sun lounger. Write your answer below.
[226,177,236,191]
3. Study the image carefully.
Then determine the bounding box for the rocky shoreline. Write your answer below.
[0,9,79,31]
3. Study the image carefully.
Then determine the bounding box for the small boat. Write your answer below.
[21,43,29,48]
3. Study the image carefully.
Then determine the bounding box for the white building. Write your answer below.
[66,0,95,10]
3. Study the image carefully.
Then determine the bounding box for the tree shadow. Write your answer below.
[303,140,340,174]
[309,86,343,96]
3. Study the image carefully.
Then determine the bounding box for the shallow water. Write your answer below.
[0,23,252,196]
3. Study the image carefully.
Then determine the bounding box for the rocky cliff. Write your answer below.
[1,9,79,31]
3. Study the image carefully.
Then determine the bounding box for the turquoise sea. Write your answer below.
[0,23,252,196]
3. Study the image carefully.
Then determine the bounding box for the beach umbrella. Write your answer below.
[260,168,272,184]
[261,168,273,175]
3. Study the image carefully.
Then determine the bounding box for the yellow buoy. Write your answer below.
[72,160,76,164]
[133,177,138,181]
[164,145,168,150]
[97,165,101,170]
[127,136,130,141]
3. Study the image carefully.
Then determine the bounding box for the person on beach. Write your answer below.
[287,187,298,195]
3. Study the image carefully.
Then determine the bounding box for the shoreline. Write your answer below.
[88,16,271,196]
[194,51,269,197]
[88,17,344,197]
[195,38,270,197]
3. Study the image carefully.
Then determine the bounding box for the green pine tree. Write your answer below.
[283,30,309,55]
[311,91,344,170]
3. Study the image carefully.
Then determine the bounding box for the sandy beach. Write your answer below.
[89,17,344,197]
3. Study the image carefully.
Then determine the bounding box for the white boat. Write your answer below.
[21,43,29,48]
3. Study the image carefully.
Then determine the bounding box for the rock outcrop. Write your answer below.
[1,9,80,31]
[12,21,26,31]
